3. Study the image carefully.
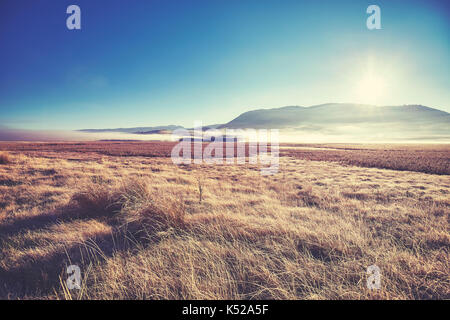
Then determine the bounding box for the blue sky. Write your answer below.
[0,0,449,130]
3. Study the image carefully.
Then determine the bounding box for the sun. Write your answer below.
[355,73,386,105]
[350,55,393,105]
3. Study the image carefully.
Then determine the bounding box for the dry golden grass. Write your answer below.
[281,144,450,175]
[0,152,11,165]
[0,143,448,300]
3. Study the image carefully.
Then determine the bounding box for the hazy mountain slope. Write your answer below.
[221,104,450,129]
[219,106,307,129]
[75,104,450,142]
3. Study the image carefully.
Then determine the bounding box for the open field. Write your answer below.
[0,142,449,299]
[281,143,450,175]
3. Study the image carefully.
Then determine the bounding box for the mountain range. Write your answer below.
[79,103,450,138]
[219,104,449,129]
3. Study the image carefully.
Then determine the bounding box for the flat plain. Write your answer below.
[0,142,448,299]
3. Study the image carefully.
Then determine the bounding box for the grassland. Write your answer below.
[0,142,448,299]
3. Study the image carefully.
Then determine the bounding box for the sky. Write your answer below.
[0,0,449,130]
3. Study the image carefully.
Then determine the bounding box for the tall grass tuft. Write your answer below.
[0,152,11,164]
[71,184,122,218]
[70,178,186,236]
[117,178,186,236]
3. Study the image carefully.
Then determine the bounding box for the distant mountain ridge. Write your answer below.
[220,104,450,129]
[78,104,450,139]
[79,125,184,133]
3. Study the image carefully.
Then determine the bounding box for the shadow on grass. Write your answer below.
[0,205,163,299]
[0,209,81,239]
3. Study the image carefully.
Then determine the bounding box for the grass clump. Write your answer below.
[71,178,186,234]
[0,152,11,164]
[117,178,186,236]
